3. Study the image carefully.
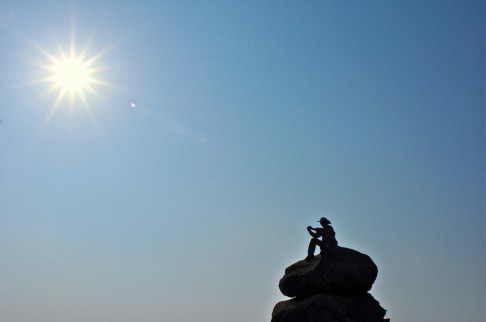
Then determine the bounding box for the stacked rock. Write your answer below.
[271,246,389,322]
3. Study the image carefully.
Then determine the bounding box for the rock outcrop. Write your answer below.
[272,292,387,322]
[271,246,389,322]
[279,247,378,297]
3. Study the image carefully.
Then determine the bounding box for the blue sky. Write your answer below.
[0,1,484,321]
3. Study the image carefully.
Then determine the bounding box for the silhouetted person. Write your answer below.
[305,217,338,261]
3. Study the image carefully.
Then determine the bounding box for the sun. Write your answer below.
[33,33,110,118]
[51,54,91,94]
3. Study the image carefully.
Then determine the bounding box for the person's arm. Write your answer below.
[307,226,317,238]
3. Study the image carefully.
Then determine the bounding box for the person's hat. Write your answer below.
[317,217,331,224]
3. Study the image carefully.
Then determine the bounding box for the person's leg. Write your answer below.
[315,239,325,254]
[307,238,316,257]
[306,238,323,260]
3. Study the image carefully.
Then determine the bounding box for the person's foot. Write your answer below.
[305,255,314,261]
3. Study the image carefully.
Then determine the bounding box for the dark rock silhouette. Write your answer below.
[271,218,389,322]
[272,293,387,322]
[279,247,378,297]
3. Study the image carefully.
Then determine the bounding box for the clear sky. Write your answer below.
[0,1,484,321]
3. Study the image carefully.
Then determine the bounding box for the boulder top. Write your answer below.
[279,246,378,297]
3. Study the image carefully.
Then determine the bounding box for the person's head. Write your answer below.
[318,217,331,226]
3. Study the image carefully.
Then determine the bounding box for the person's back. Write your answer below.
[315,225,337,249]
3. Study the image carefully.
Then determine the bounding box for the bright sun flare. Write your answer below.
[33,33,109,117]
[52,55,91,93]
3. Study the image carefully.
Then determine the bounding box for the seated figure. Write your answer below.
[305,217,338,261]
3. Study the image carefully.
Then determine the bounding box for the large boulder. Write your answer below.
[279,247,378,297]
[271,292,388,322]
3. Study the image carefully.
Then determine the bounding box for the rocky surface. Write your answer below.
[271,293,387,322]
[279,246,378,297]
[271,246,389,321]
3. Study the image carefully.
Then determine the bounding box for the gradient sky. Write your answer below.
[0,1,484,321]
